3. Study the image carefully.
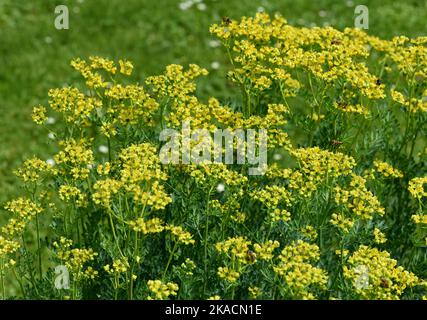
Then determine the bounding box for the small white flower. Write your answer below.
[46,117,56,124]
[87,163,94,169]
[216,183,225,193]
[273,153,282,161]
[318,10,327,18]
[99,145,109,154]
[197,3,207,11]
[44,36,52,44]
[46,159,55,166]
[257,6,265,12]
[211,61,220,70]
[208,39,221,48]
[179,1,193,10]
[346,0,354,7]
[48,132,55,140]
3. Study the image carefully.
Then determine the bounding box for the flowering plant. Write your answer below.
[1,13,426,300]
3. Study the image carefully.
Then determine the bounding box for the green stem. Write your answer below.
[163,241,178,280]
[35,213,42,279]
[108,209,124,257]
[203,186,214,295]
[0,261,5,300]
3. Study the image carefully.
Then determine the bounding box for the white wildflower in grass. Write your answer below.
[179,1,193,10]
[216,183,225,193]
[197,3,207,11]
[48,132,55,140]
[208,39,221,48]
[273,153,282,161]
[46,158,55,166]
[46,117,56,124]
[98,145,109,154]
[210,61,220,70]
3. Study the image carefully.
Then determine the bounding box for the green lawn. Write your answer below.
[0,0,426,206]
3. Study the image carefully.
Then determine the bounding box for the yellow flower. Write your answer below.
[248,286,262,299]
[14,157,52,183]
[373,228,387,244]
[129,217,164,234]
[408,176,427,199]
[373,160,403,179]
[274,240,328,299]
[147,280,179,300]
[119,59,133,75]
[330,213,354,233]
[217,266,240,283]
[165,225,195,245]
[253,240,280,260]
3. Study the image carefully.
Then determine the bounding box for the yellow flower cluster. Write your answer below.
[408,176,427,199]
[146,64,208,102]
[92,179,122,208]
[411,214,427,224]
[0,236,20,259]
[118,144,171,209]
[104,258,129,275]
[251,185,293,212]
[165,225,195,245]
[217,266,240,283]
[59,185,87,208]
[373,160,403,179]
[334,174,385,220]
[391,89,427,113]
[31,105,48,124]
[292,147,356,180]
[147,279,179,300]
[300,225,318,241]
[248,286,262,299]
[188,162,248,187]
[179,258,196,276]
[210,13,385,107]
[373,228,387,244]
[215,236,252,264]
[253,240,280,261]
[129,217,164,234]
[4,197,43,225]
[330,212,355,233]
[48,87,102,124]
[105,84,159,125]
[274,240,328,299]
[344,246,420,299]
[54,237,98,280]
[54,139,94,180]
[14,157,53,183]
